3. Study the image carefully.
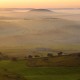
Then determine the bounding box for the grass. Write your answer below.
[0,60,80,80]
[26,75,80,80]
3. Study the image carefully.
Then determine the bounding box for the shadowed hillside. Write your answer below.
[26,53,80,67]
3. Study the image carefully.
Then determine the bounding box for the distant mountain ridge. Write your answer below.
[29,9,52,13]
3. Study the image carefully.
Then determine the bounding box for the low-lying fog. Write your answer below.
[0,9,80,50]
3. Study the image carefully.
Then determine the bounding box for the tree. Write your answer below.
[0,52,2,55]
[58,52,63,56]
[47,53,53,57]
[28,55,33,59]
[11,57,18,61]
[24,56,27,60]
[0,52,3,60]
[34,55,40,58]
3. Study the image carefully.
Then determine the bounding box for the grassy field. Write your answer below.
[0,60,80,80]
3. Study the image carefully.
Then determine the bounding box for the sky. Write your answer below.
[0,0,80,8]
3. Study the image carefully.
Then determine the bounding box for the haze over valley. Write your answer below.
[0,9,80,52]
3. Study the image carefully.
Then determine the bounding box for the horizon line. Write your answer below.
[0,7,80,9]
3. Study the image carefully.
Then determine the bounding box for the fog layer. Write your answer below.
[0,10,80,49]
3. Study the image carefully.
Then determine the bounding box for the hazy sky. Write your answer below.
[0,0,80,8]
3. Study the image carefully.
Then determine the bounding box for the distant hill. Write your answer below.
[29,9,53,13]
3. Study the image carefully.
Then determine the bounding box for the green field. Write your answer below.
[0,60,80,80]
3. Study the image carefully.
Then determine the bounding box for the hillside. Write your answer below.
[0,52,80,67]
[26,54,80,67]
[0,57,80,80]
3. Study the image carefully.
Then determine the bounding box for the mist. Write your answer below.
[0,9,80,50]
